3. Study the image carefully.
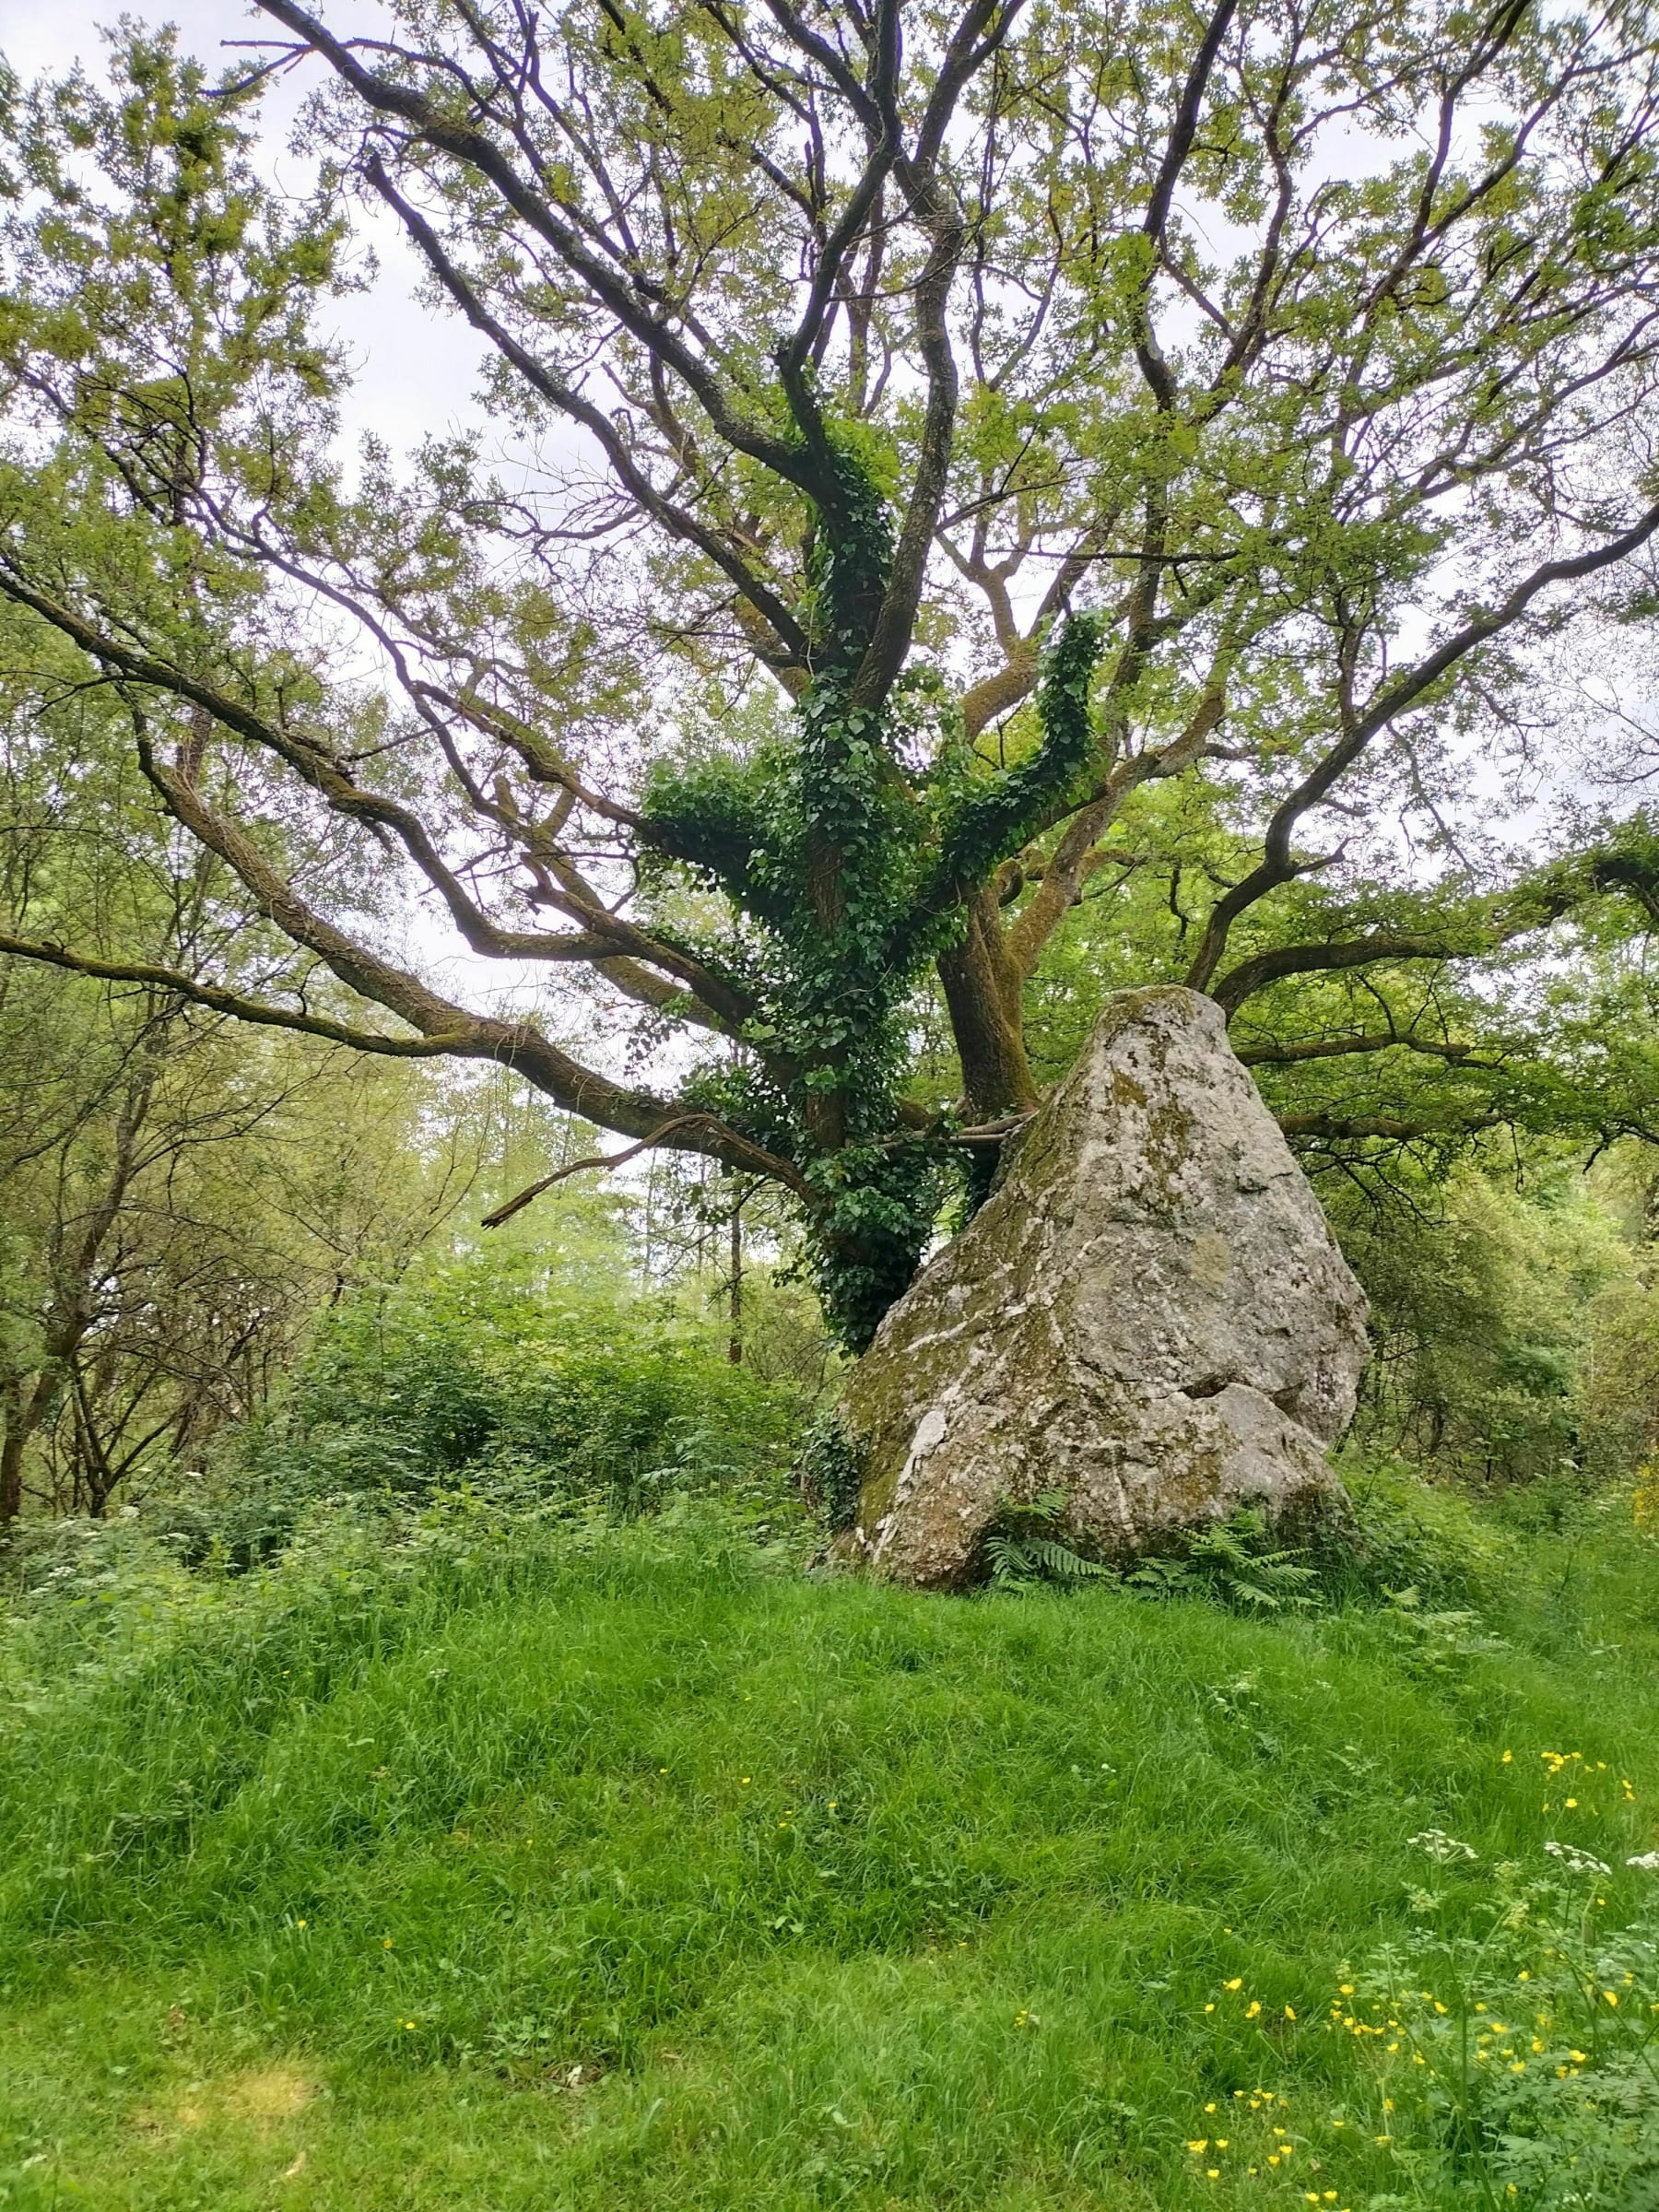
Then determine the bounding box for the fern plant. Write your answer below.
[1124,1508,1318,1613]
[981,1490,1112,1592]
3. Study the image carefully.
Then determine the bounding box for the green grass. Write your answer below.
[2,1493,1657,2208]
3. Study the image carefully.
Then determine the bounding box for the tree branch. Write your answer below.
[1135,0,1241,408]
[0,932,477,1056]
[1211,931,1465,1015]
[1278,1111,1502,1141]
[481,1113,740,1226]
[1185,501,1659,990]
[1235,1030,1486,1066]
[255,0,825,497]
[361,155,812,669]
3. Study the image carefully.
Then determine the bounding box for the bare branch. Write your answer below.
[0,931,477,1057]
[481,1112,751,1226]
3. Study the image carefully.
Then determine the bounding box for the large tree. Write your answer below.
[3,0,1659,1343]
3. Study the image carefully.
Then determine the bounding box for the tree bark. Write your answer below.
[0,1401,24,1527]
[940,887,1040,1121]
[0,1372,53,1527]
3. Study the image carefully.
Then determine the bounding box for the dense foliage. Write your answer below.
[1336,1164,1659,1489]
[229,1249,818,1521]
[3,3,1659,1335]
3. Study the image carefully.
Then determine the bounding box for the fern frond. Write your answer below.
[979,1497,1109,1589]
[1022,1536,1112,1583]
[982,1533,1039,1587]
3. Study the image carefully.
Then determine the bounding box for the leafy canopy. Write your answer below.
[2,0,1659,1337]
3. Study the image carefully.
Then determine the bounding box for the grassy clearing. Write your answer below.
[2,1491,1657,2209]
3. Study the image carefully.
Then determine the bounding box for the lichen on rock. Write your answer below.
[834,986,1370,1588]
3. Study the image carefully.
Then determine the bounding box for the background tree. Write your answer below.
[0,626,489,1522]
[1329,1161,1638,1487]
[2,1,1659,1343]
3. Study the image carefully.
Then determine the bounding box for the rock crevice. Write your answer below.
[834,986,1371,1587]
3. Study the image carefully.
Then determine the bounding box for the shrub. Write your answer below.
[1324,1453,1520,1610]
[213,1253,810,1525]
[794,1407,865,1534]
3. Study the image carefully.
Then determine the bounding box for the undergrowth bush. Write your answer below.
[1333,1170,1643,1491]
[1330,1454,1520,1610]
[209,1253,808,1524]
[981,1489,1114,1590]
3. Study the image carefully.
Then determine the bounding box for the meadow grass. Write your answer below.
[1,1492,1656,2208]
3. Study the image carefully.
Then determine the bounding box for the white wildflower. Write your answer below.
[1409,1829,1478,1865]
[1545,1840,1611,1876]
[1626,1852,1659,1871]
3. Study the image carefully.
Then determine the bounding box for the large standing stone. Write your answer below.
[835,985,1370,1587]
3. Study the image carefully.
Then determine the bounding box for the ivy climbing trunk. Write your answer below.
[616,445,1106,1347]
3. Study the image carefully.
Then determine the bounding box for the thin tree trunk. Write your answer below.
[0,1372,52,1528]
[728,1197,743,1367]
[0,1417,24,1526]
[71,1359,119,1518]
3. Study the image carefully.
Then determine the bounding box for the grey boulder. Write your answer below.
[835,985,1369,1587]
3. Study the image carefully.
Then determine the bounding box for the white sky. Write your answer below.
[4,0,497,464]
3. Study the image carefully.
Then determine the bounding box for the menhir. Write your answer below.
[833,985,1369,1588]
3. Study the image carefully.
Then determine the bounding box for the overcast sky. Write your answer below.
[5,0,499,466]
